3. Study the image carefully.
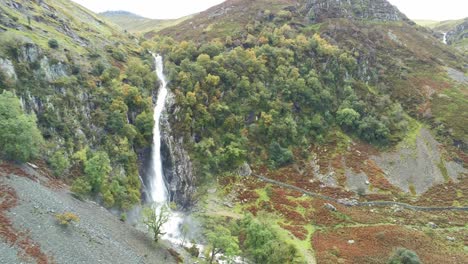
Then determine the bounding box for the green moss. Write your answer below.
[432,87,468,144]
[408,183,417,196]
[437,158,450,182]
[399,118,422,150]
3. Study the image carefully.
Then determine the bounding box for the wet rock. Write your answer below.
[160,91,195,209]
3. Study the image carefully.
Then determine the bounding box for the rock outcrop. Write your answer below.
[304,0,411,23]
[160,91,195,209]
[0,57,17,80]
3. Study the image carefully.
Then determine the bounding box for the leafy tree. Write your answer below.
[135,111,154,138]
[206,226,240,264]
[0,91,43,162]
[336,108,360,128]
[239,215,298,264]
[49,150,70,177]
[268,142,293,168]
[71,177,92,199]
[84,151,111,192]
[142,204,170,242]
[388,248,421,264]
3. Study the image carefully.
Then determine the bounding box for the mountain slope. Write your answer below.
[0,163,176,264]
[100,10,191,34]
[144,0,468,262]
[0,0,159,210]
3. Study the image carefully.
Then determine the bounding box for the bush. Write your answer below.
[48,39,59,49]
[84,151,111,192]
[55,212,79,226]
[0,91,43,162]
[388,248,421,264]
[49,150,70,177]
[71,177,92,199]
[268,142,293,168]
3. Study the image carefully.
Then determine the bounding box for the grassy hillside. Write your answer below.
[0,0,157,210]
[143,0,468,262]
[414,20,440,28]
[100,10,192,34]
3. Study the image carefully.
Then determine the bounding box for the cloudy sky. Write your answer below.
[71,0,467,21]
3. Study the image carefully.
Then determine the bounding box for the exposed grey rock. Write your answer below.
[345,169,369,193]
[39,57,69,81]
[238,162,252,177]
[160,90,195,209]
[371,128,466,194]
[324,203,337,211]
[0,57,17,80]
[0,172,175,264]
[304,0,411,23]
[19,43,40,63]
[445,18,468,45]
[427,222,438,229]
[446,236,456,242]
[446,67,468,84]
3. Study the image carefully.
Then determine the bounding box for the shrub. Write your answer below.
[84,151,111,192]
[49,150,70,177]
[48,39,59,49]
[71,177,92,199]
[388,248,421,264]
[0,91,43,162]
[55,212,79,226]
[268,142,293,168]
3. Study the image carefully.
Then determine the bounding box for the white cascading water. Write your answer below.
[149,54,243,263]
[443,33,448,44]
[149,53,169,204]
[149,53,183,241]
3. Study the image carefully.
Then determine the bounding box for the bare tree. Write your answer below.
[142,204,169,242]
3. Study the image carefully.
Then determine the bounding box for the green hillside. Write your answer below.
[0,0,157,209]
[100,10,191,33]
[0,0,467,263]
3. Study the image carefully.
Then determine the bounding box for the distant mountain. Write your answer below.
[99,10,191,33]
[416,18,468,54]
[100,10,145,18]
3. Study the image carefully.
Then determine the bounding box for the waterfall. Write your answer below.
[148,53,183,241]
[442,33,447,45]
[149,54,169,204]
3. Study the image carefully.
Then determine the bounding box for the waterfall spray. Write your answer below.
[148,53,183,240]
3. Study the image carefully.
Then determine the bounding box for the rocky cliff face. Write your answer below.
[446,18,468,45]
[160,91,195,209]
[304,0,411,23]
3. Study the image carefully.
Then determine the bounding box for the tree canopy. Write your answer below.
[0,91,43,162]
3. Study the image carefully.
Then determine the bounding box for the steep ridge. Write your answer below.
[0,0,158,210]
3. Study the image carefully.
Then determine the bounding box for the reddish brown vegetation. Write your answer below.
[416,177,468,207]
[312,225,466,264]
[279,223,307,240]
[0,184,51,264]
